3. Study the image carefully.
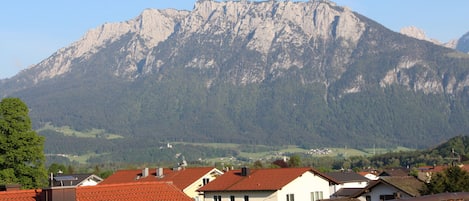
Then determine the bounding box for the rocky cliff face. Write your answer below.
[11,8,188,85]
[6,1,468,96]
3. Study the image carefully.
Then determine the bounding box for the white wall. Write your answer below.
[204,191,277,201]
[186,169,223,201]
[202,171,333,201]
[359,183,413,201]
[279,171,332,201]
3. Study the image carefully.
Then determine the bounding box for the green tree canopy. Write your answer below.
[420,166,469,194]
[0,97,47,189]
[288,154,302,167]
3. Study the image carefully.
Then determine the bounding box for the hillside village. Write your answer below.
[2,159,469,201]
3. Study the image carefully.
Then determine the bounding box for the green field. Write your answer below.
[172,142,396,164]
[38,123,124,139]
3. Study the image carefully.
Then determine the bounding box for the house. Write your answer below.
[416,164,469,183]
[50,174,103,187]
[0,181,193,201]
[100,167,223,200]
[357,171,379,181]
[352,176,423,201]
[198,167,339,201]
[326,171,369,198]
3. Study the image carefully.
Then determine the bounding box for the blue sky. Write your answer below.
[1,0,468,79]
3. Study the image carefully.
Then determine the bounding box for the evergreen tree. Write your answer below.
[420,166,469,194]
[0,98,47,189]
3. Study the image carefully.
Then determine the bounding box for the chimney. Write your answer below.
[142,168,149,178]
[40,186,76,201]
[0,184,21,191]
[156,167,164,177]
[241,167,250,176]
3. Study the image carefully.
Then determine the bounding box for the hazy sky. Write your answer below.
[1,0,468,79]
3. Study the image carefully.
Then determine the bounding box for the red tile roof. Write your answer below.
[198,167,338,192]
[76,181,192,201]
[100,167,219,190]
[0,189,40,201]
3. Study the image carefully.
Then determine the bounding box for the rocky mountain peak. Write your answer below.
[20,0,368,85]
[24,8,189,83]
[400,26,459,49]
[400,26,427,41]
[399,26,445,45]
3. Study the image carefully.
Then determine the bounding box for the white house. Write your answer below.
[198,167,339,201]
[325,171,369,198]
[100,167,224,201]
[51,174,103,187]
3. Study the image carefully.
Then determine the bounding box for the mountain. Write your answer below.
[456,31,469,53]
[2,0,469,162]
[399,26,458,49]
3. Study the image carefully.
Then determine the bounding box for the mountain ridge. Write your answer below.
[2,0,469,160]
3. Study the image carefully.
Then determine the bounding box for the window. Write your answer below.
[213,195,221,201]
[244,195,249,201]
[203,178,210,186]
[286,194,295,201]
[379,195,395,201]
[230,195,235,201]
[311,191,323,201]
[365,195,371,201]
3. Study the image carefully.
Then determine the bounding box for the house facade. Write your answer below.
[199,167,338,201]
[353,176,423,201]
[50,174,103,187]
[326,171,370,199]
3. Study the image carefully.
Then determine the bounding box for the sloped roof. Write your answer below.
[100,167,221,190]
[326,172,369,183]
[0,189,40,201]
[353,176,423,198]
[198,167,339,192]
[76,181,192,201]
[52,174,103,187]
[332,188,365,197]
[380,176,423,197]
[379,168,410,177]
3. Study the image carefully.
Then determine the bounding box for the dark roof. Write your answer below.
[389,192,469,201]
[380,176,423,197]
[379,168,410,177]
[332,188,364,197]
[353,176,423,198]
[325,172,369,183]
[51,174,103,187]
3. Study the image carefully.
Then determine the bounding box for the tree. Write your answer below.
[420,166,469,195]
[288,155,302,167]
[0,98,47,189]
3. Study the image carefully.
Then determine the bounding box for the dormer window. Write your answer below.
[203,178,210,186]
